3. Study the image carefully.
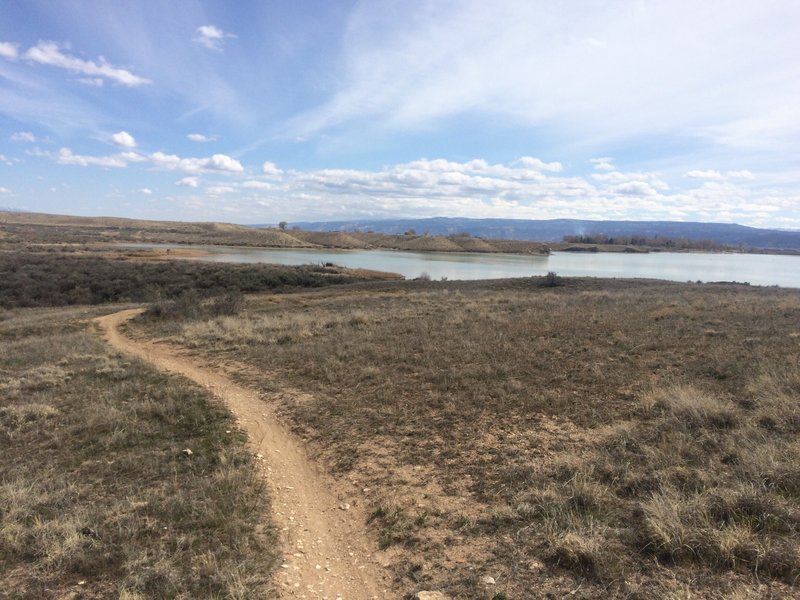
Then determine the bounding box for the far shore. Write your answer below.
[2,210,800,257]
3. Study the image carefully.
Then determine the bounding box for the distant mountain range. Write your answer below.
[267,218,800,250]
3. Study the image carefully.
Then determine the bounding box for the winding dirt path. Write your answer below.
[95,309,392,600]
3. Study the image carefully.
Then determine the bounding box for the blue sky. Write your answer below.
[1,0,799,228]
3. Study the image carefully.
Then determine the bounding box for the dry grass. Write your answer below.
[133,277,800,598]
[0,212,549,255]
[0,307,277,598]
[643,384,739,429]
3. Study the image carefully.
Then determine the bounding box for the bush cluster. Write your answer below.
[0,252,364,308]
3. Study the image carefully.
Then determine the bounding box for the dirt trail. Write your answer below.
[95,309,392,600]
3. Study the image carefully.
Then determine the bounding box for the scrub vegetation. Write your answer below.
[134,277,800,598]
[0,306,278,598]
[0,249,389,308]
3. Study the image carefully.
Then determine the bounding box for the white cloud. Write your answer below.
[686,169,754,181]
[284,158,600,216]
[0,41,18,59]
[56,148,129,168]
[242,180,274,190]
[591,170,668,191]
[590,157,615,171]
[118,152,146,163]
[610,181,659,196]
[262,161,283,176]
[139,187,153,195]
[10,131,36,143]
[24,41,150,87]
[0,186,10,193]
[176,176,199,188]
[78,77,105,87]
[516,157,563,172]
[111,131,136,148]
[43,147,241,176]
[206,185,235,195]
[187,133,215,142]
[151,152,243,173]
[686,169,723,180]
[193,25,236,51]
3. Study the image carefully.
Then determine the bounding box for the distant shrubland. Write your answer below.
[0,251,377,308]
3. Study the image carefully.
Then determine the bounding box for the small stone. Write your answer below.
[414,592,449,600]
[339,503,350,511]
[528,559,545,571]
[181,448,193,456]
[481,575,496,585]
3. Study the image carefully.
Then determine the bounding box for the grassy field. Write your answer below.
[0,305,278,599]
[0,251,398,598]
[134,277,800,598]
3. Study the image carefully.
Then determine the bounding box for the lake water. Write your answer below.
[128,244,800,288]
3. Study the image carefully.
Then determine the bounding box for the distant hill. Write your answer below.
[274,218,800,250]
[0,210,548,254]
[7,210,800,252]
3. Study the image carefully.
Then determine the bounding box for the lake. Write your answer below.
[127,245,800,288]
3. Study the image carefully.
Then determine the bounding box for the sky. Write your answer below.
[1,0,799,228]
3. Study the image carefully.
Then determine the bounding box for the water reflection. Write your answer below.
[124,244,800,288]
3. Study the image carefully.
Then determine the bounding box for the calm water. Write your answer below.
[127,244,800,288]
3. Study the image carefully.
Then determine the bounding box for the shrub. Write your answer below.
[208,290,244,317]
[540,271,563,287]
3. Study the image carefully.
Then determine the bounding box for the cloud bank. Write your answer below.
[46,147,242,175]
[150,152,243,173]
[168,156,790,228]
